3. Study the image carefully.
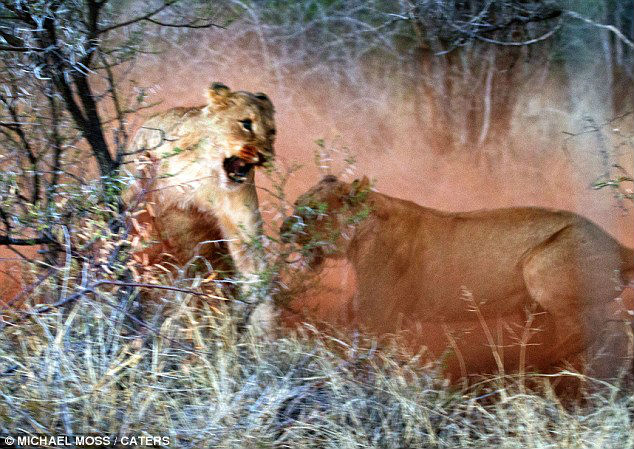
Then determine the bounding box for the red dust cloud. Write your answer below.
[138,53,633,326]
[2,44,632,375]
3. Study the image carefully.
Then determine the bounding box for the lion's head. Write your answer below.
[281,175,371,268]
[125,81,279,271]
[201,82,276,187]
[155,82,276,192]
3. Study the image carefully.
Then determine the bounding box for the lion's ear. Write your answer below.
[254,92,274,114]
[254,92,271,103]
[321,175,338,184]
[353,176,370,192]
[207,82,231,109]
[348,176,370,202]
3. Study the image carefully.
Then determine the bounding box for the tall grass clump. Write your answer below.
[1,135,632,449]
[1,267,633,448]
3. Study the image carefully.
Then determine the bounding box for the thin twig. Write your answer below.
[565,10,634,50]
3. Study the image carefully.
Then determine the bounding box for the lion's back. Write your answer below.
[131,105,206,153]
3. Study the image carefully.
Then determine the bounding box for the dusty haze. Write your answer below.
[3,35,632,359]
[135,47,632,246]
[125,40,633,350]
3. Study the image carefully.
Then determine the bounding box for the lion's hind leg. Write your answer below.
[521,225,630,377]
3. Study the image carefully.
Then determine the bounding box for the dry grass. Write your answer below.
[1,283,632,449]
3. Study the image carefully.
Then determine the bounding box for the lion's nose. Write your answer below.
[280,216,302,243]
[280,217,293,242]
[280,214,309,244]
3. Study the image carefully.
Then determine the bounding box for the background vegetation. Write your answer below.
[1,0,632,447]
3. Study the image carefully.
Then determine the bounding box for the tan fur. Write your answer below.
[124,82,276,279]
[282,176,634,377]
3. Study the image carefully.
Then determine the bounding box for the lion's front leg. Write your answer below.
[217,196,265,278]
[224,228,278,338]
[216,195,277,336]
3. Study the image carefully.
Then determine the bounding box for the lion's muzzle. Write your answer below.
[240,145,273,166]
[280,215,312,245]
[237,145,260,164]
[224,145,273,184]
[280,216,295,243]
[223,156,255,183]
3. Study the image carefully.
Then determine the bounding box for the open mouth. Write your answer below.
[223,156,255,183]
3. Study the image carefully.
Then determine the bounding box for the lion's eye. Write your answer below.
[240,119,253,132]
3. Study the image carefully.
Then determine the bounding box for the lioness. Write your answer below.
[124,83,276,327]
[281,175,634,374]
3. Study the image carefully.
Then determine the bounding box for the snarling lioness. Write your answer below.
[124,83,276,328]
[281,176,634,375]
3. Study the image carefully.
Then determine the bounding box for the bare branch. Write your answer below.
[0,45,43,52]
[98,0,180,35]
[0,235,56,246]
[565,10,634,50]
[144,16,225,29]
[0,91,41,203]
[465,19,563,47]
